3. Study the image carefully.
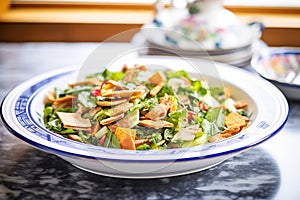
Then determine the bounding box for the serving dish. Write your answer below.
[141,22,260,54]
[1,56,288,178]
[133,31,266,67]
[251,47,300,100]
[143,0,262,52]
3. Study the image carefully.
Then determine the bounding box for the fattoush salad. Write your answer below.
[43,64,250,150]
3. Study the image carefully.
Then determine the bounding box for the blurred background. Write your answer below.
[0,0,299,46]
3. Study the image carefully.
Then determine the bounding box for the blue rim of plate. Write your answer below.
[1,61,289,163]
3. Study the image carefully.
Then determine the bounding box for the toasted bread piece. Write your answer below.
[123,65,147,83]
[138,120,173,129]
[160,94,178,113]
[111,102,132,116]
[147,71,166,85]
[102,90,143,99]
[53,95,76,105]
[100,113,124,125]
[105,80,127,90]
[150,83,164,96]
[56,112,91,128]
[234,100,248,109]
[44,91,56,104]
[145,104,167,121]
[115,127,136,150]
[97,99,127,107]
[225,112,248,129]
[69,78,99,87]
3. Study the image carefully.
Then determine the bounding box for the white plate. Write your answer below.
[145,37,252,56]
[133,31,267,68]
[146,41,254,64]
[1,56,288,179]
[140,21,260,53]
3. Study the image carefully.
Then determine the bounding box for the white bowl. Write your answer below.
[1,56,288,179]
[251,47,300,100]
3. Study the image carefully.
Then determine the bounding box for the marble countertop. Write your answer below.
[0,43,299,200]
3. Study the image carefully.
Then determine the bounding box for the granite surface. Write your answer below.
[0,43,299,200]
[0,143,280,200]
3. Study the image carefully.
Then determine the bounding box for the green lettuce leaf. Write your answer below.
[78,91,97,108]
[101,69,125,81]
[165,70,191,81]
[167,109,188,130]
[157,84,175,97]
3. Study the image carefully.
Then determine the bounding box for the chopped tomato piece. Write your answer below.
[99,134,106,146]
[198,102,208,111]
[91,89,101,97]
[188,111,196,121]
